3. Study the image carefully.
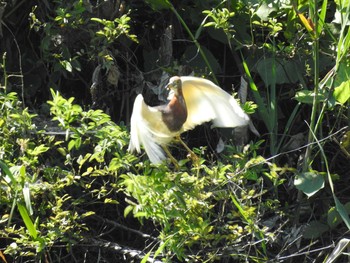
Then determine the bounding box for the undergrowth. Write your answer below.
[0,0,349,262]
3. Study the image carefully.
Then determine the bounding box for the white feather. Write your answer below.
[179,76,250,131]
[128,94,175,164]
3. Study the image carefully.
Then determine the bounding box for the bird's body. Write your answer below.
[128,76,251,164]
[159,86,187,132]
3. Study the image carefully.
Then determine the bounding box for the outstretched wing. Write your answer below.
[128,94,173,164]
[180,76,250,131]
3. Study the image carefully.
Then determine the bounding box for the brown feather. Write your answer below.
[161,88,187,132]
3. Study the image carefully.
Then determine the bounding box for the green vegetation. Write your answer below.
[0,0,349,262]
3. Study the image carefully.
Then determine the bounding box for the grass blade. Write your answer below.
[17,203,38,239]
[317,0,328,35]
[0,160,17,187]
[242,59,270,129]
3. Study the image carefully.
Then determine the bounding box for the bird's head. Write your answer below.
[166,76,182,95]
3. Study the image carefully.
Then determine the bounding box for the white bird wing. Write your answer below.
[128,94,174,164]
[180,76,250,131]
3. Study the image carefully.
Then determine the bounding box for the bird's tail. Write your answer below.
[128,94,166,164]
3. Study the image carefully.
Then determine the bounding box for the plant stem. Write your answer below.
[270,38,277,155]
[295,0,321,226]
[303,0,320,172]
[2,52,7,92]
[169,4,218,84]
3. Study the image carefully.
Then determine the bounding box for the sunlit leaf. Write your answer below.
[81,211,95,218]
[0,160,17,187]
[256,2,276,21]
[332,62,350,104]
[317,0,328,35]
[60,60,73,72]
[29,144,49,156]
[295,90,325,104]
[68,140,75,151]
[17,203,38,239]
[135,211,147,218]
[23,183,33,216]
[294,172,325,197]
[104,198,118,204]
[124,205,134,218]
[327,207,341,229]
[334,81,350,104]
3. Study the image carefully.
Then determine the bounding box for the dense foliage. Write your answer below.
[0,0,349,262]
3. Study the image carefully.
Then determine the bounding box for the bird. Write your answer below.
[128,76,253,166]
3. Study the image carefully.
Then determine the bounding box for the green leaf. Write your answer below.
[68,140,76,151]
[295,90,325,104]
[57,147,67,156]
[333,62,350,104]
[327,207,342,229]
[60,60,73,72]
[203,21,216,27]
[141,250,153,263]
[109,158,122,171]
[91,17,103,24]
[145,0,171,10]
[335,197,350,230]
[303,220,329,239]
[256,2,276,21]
[17,203,38,239]
[256,58,303,87]
[242,60,270,131]
[141,239,170,263]
[104,198,118,204]
[0,160,17,187]
[317,0,328,35]
[74,136,82,149]
[29,144,50,156]
[81,211,95,218]
[333,80,350,104]
[124,205,134,218]
[153,239,169,258]
[334,0,350,6]
[23,182,33,216]
[135,211,147,218]
[294,172,325,197]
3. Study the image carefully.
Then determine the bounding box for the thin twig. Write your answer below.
[276,243,334,261]
[233,126,349,177]
[1,21,25,106]
[80,238,163,263]
[90,213,158,241]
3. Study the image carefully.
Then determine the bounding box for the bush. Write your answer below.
[0,0,349,262]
